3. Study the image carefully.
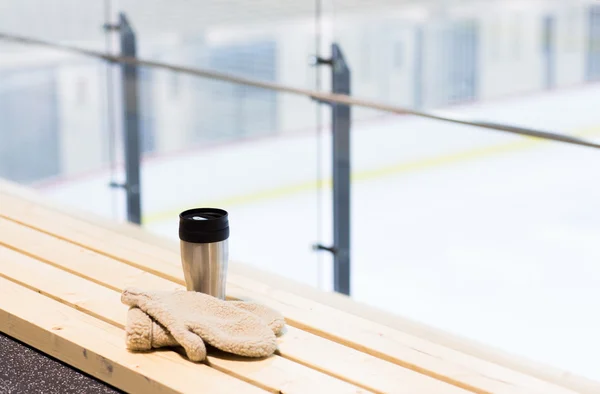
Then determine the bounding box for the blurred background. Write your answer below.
[1,0,600,381]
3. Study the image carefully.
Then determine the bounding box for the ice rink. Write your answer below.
[39,83,600,380]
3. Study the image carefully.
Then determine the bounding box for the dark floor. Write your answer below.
[0,332,121,394]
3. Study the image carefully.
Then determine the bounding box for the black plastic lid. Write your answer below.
[178,208,230,243]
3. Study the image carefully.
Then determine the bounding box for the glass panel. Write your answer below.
[331,0,600,383]
[138,66,323,288]
[110,2,325,286]
[0,1,118,218]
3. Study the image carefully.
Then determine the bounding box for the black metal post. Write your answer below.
[331,44,351,295]
[109,13,142,225]
[312,43,352,295]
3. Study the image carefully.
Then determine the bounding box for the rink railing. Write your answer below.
[2,31,600,151]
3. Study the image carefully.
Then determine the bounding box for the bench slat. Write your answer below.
[0,220,465,393]
[0,195,578,394]
[0,276,268,394]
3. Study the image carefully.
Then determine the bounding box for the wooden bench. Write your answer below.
[0,178,597,394]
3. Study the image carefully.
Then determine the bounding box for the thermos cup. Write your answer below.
[178,208,229,299]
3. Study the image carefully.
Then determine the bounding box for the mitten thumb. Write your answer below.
[177,329,207,362]
[124,307,179,351]
[121,287,207,361]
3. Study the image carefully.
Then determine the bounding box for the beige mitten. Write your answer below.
[124,300,286,353]
[121,288,285,362]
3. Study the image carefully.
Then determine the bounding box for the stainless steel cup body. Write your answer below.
[180,239,228,298]
[178,208,230,299]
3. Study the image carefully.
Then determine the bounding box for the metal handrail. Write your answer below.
[2,31,599,150]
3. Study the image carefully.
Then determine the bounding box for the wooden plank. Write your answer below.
[2,179,598,394]
[0,220,466,394]
[0,246,370,394]
[0,277,268,394]
[0,197,580,394]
